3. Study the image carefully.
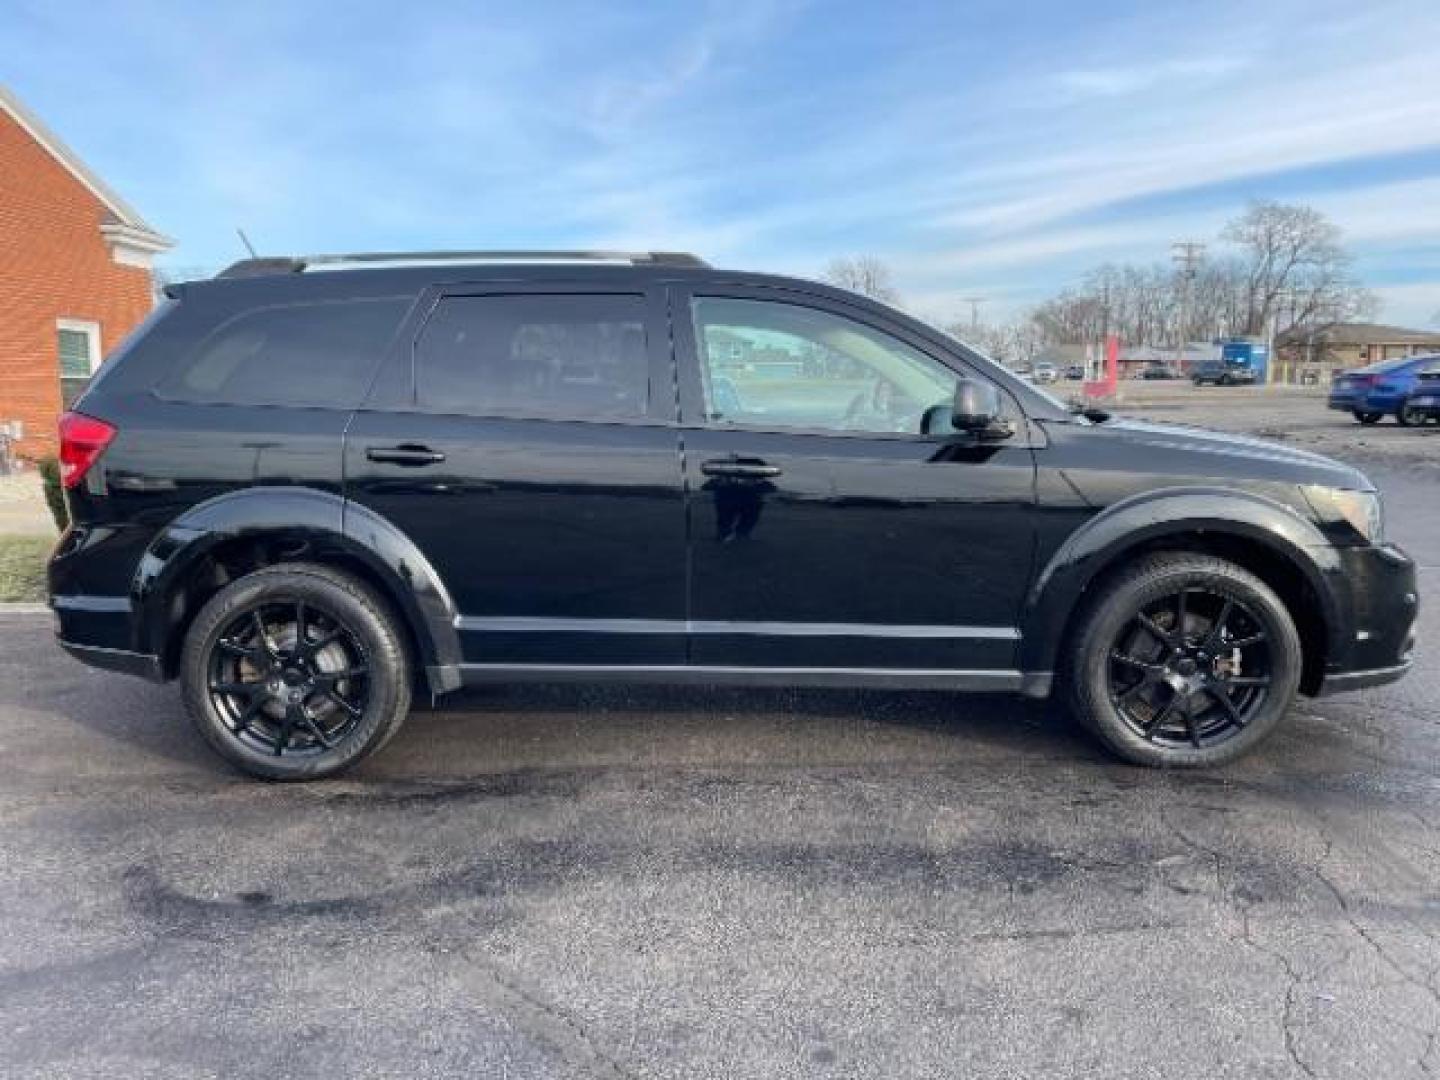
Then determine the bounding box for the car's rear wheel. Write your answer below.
[1066,553,1302,768]
[1354,411,1383,425]
[180,563,411,780]
[1397,402,1425,427]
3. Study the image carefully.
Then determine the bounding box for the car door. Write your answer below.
[345,282,687,666]
[672,285,1038,674]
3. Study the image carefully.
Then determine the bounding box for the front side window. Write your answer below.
[160,297,408,408]
[692,297,962,436]
[415,294,649,420]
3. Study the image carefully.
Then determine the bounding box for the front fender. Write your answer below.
[1019,486,1344,675]
[132,487,462,692]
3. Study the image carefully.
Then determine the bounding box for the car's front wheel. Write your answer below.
[180,563,411,780]
[1397,402,1426,427]
[1354,411,1383,425]
[1066,553,1302,768]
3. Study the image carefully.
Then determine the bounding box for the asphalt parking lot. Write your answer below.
[1,393,1436,1078]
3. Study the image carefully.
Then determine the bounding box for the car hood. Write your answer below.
[1081,417,1371,490]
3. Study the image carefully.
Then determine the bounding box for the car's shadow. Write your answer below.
[362,682,1107,780]
[16,641,1108,779]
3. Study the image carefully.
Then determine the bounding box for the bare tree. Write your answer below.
[1221,200,1369,334]
[956,319,1044,367]
[1030,200,1376,348]
[824,256,900,304]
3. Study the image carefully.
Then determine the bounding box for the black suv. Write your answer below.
[50,251,1418,779]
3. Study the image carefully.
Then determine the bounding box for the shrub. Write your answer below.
[37,457,68,532]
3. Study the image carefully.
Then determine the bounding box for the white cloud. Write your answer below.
[1052,54,1252,101]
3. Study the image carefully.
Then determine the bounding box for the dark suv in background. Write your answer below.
[50,251,1418,779]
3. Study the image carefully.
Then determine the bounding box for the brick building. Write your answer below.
[1275,322,1440,373]
[0,84,171,459]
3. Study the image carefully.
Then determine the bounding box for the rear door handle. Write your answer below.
[366,444,446,466]
[700,457,782,479]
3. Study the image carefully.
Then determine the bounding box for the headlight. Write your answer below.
[1301,486,1384,544]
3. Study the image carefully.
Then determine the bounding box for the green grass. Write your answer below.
[0,535,52,603]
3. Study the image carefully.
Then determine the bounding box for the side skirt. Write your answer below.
[458,663,1054,695]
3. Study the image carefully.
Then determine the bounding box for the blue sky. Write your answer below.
[6,0,1440,327]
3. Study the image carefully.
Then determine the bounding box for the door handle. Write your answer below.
[700,457,782,479]
[366,444,446,466]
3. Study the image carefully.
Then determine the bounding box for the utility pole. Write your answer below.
[959,296,986,330]
[1170,241,1205,370]
[1267,288,1298,386]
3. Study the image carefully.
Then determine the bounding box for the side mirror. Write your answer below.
[951,379,1012,440]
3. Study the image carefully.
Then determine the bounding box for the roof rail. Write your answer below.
[216,250,710,279]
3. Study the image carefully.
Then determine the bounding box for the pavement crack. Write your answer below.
[1312,831,1440,1077]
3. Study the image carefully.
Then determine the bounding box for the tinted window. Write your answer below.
[160,297,408,408]
[415,294,649,419]
[692,297,961,435]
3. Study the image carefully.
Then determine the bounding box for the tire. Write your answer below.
[1354,411,1382,425]
[180,563,411,780]
[1397,402,1424,427]
[1065,553,1302,768]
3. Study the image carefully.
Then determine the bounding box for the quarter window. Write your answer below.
[159,297,409,408]
[415,294,649,420]
[692,297,962,436]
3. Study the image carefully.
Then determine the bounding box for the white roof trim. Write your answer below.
[0,82,173,251]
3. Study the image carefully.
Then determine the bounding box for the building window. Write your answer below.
[57,318,101,408]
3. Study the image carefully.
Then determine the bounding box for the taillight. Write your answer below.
[57,412,116,489]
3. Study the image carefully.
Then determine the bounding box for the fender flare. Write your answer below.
[131,487,462,693]
[1019,486,1345,675]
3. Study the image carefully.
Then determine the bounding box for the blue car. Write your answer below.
[1328,354,1440,425]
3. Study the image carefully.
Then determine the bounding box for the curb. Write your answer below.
[0,603,49,615]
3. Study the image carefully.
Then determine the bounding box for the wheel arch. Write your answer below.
[1022,488,1345,695]
[132,487,462,694]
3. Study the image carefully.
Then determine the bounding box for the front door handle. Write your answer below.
[366,444,446,467]
[700,457,782,479]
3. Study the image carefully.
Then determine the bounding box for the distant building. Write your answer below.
[0,84,172,459]
[1275,322,1440,372]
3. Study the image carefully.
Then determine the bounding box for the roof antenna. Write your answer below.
[236,228,258,258]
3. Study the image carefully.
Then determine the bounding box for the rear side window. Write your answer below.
[159,297,408,408]
[414,294,649,420]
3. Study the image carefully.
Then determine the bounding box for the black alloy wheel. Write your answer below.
[1066,553,1302,767]
[181,563,411,780]
[1106,587,1271,750]
[207,599,369,758]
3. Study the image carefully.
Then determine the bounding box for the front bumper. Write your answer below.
[1311,542,1418,696]
[1315,660,1413,696]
